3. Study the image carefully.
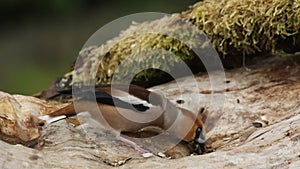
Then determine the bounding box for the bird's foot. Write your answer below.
[119,136,149,154]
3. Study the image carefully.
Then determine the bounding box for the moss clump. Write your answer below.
[183,0,300,56]
[55,0,300,92]
[68,16,205,89]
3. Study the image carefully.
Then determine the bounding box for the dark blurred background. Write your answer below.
[0,0,198,95]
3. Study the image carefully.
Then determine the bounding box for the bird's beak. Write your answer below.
[193,141,206,154]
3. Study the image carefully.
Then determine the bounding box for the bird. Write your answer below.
[38,84,206,154]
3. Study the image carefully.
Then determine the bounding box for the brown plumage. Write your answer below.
[39,84,206,154]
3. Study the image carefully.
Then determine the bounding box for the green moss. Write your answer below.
[70,17,201,87]
[183,0,300,56]
[60,0,300,90]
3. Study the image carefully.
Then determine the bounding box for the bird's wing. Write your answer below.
[73,86,151,112]
[97,84,164,106]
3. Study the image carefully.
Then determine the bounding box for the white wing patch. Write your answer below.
[39,115,67,124]
[116,94,154,108]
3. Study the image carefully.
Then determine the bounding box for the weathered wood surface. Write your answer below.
[1,54,300,168]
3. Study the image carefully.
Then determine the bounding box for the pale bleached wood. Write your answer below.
[1,54,300,168]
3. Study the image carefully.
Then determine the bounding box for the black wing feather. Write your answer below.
[73,87,149,112]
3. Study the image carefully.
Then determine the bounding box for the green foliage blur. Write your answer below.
[0,0,198,95]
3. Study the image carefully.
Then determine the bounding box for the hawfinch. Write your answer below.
[39,84,206,154]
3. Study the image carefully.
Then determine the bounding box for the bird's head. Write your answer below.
[179,108,206,154]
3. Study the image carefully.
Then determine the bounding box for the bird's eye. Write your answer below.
[195,127,202,138]
[193,127,206,154]
[194,127,205,144]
